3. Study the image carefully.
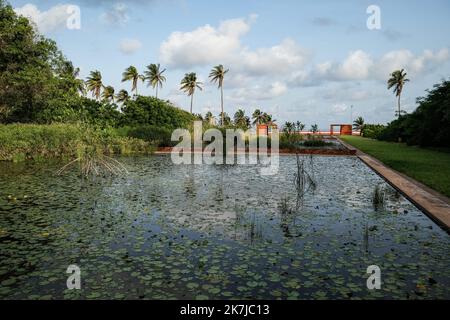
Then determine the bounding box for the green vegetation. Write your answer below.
[341,135,450,198]
[180,72,203,114]
[387,69,410,118]
[359,79,449,148]
[209,65,229,126]
[0,124,152,162]
[361,124,386,140]
[119,125,175,147]
[353,117,365,135]
[302,140,332,148]
[380,80,450,148]
[120,96,196,128]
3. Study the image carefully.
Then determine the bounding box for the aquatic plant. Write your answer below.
[279,196,294,216]
[294,153,317,206]
[372,184,386,211]
[56,126,131,177]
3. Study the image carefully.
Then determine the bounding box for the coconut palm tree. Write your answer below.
[353,116,365,135]
[387,69,410,118]
[75,79,86,97]
[101,86,115,103]
[209,65,229,126]
[86,70,103,100]
[252,109,264,125]
[310,124,319,134]
[296,121,305,134]
[219,112,231,126]
[144,63,166,98]
[205,111,216,125]
[283,122,295,134]
[116,90,130,104]
[262,113,275,125]
[234,109,250,129]
[180,72,203,114]
[122,66,144,96]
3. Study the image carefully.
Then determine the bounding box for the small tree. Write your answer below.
[353,117,365,135]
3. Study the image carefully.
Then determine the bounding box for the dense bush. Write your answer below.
[379,80,450,148]
[279,133,302,150]
[121,96,197,129]
[362,124,386,140]
[0,124,152,161]
[0,1,82,123]
[119,125,175,147]
[302,139,332,147]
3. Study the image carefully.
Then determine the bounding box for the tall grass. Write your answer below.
[0,123,153,163]
[372,184,386,211]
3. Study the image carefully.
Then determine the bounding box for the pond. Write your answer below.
[0,155,449,300]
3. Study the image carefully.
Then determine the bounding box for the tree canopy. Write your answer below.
[0,0,82,123]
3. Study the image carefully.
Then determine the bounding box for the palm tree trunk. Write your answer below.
[221,86,224,127]
[397,93,401,118]
[156,86,158,99]
[190,94,193,114]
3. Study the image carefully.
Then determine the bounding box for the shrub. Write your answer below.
[378,79,450,148]
[123,125,175,147]
[302,139,332,147]
[121,96,197,129]
[279,133,302,150]
[362,124,386,140]
[0,123,152,161]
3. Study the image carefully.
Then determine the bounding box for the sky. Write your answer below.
[9,0,450,130]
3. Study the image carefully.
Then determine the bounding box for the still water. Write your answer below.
[0,155,449,299]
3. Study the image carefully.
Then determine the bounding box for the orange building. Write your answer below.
[330,124,352,136]
[257,124,278,136]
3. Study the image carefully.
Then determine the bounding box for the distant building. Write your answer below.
[257,124,278,136]
[329,124,352,136]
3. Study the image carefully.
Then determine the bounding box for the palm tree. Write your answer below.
[387,69,410,118]
[311,124,319,134]
[219,112,231,126]
[86,70,103,100]
[116,90,130,104]
[122,66,144,95]
[209,65,229,126]
[262,113,275,125]
[145,63,166,98]
[283,122,295,134]
[296,121,305,134]
[66,65,85,96]
[234,109,250,129]
[353,117,365,135]
[205,111,215,125]
[252,109,264,125]
[75,79,86,97]
[180,72,203,114]
[102,86,115,103]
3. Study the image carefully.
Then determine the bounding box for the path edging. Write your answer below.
[338,138,450,231]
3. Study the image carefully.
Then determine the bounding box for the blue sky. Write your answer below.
[10,0,450,129]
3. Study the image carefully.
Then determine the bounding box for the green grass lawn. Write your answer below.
[340,136,450,198]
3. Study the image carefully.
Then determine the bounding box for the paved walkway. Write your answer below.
[339,138,450,231]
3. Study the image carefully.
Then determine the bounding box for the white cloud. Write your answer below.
[230,82,288,102]
[119,39,142,55]
[331,103,349,114]
[100,3,129,26]
[374,48,449,79]
[14,4,72,33]
[291,48,449,86]
[159,15,308,77]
